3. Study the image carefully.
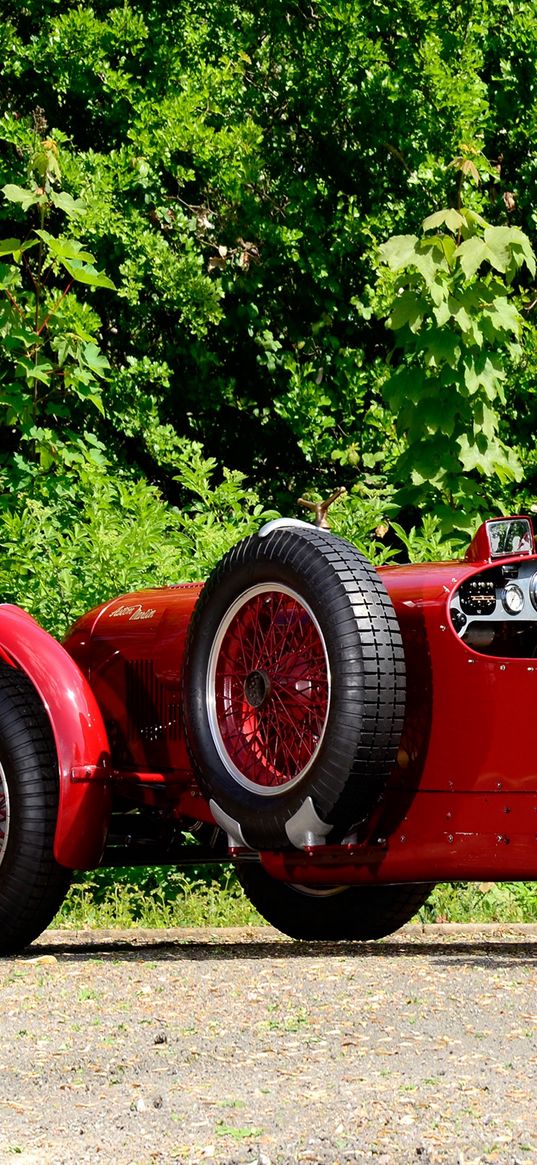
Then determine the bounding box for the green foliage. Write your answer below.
[389,515,461,562]
[419,881,537,924]
[5,0,537,518]
[0,443,277,638]
[51,872,537,930]
[0,133,114,475]
[55,867,263,929]
[377,198,535,529]
[2,3,537,620]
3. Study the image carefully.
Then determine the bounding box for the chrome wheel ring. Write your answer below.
[0,763,10,868]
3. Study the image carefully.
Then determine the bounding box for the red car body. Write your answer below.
[1,513,536,950]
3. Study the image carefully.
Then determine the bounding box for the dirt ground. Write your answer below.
[0,924,536,1165]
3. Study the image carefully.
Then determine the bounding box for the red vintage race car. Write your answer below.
[0,513,535,954]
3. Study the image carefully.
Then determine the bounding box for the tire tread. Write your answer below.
[0,663,70,955]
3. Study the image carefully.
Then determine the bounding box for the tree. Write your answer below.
[378,193,535,530]
[1,0,537,566]
[0,135,113,476]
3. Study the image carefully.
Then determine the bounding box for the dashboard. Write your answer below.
[450,561,537,658]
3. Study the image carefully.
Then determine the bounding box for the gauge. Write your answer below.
[458,576,496,616]
[502,582,525,615]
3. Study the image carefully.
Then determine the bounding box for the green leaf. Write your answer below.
[457,433,522,481]
[421,395,458,438]
[455,236,488,280]
[419,327,461,369]
[215,1123,263,1140]
[463,354,505,398]
[487,226,536,273]
[433,299,451,327]
[425,275,448,310]
[22,362,54,385]
[403,436,457,486]
[39,448,55,471]
[378,234,419,271]
[62,260,116,289]
[484,296,520,336]
[441,236,457,266]
[0,239,22,256]
[49,191,87,217]
[82,342,110,378]
[412,244,443,286]
[461,208,488,231]
[87,393,105,415]
[34,231,96,264]
[512,233,536,278]
[383,366,427,409]
[422,208,465,233]
[388,290,427,331]
[0,238,39,264]
[447,295,473,334]
[483,226,514,274]
[2,184,45,211]
[473,400,497,440]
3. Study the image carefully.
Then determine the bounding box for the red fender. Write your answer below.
[0,605,112,869]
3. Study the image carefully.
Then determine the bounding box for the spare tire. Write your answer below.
[183,526,405,850]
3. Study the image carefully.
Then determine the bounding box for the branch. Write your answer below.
[298,487,347,528]
[1,287,25,318]
[37,280,73,335]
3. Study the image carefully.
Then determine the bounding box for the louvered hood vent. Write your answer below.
[125,659,180,744]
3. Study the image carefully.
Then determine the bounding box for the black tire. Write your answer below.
[237,863,435,941]
[183,526,405,850]
[0,663,71,955]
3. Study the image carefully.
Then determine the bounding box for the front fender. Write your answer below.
[0,605,112,869]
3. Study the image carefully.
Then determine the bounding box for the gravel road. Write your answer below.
[0,924,536,1165]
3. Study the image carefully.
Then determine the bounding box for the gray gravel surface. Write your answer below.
[0,924,536,1165]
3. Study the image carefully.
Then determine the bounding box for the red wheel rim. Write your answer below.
[207,585,330,793]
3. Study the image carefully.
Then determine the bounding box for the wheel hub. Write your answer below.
[244,668,272,708]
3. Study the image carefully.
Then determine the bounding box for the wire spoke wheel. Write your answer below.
[184,527,406,850]
[208,585,330,794]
